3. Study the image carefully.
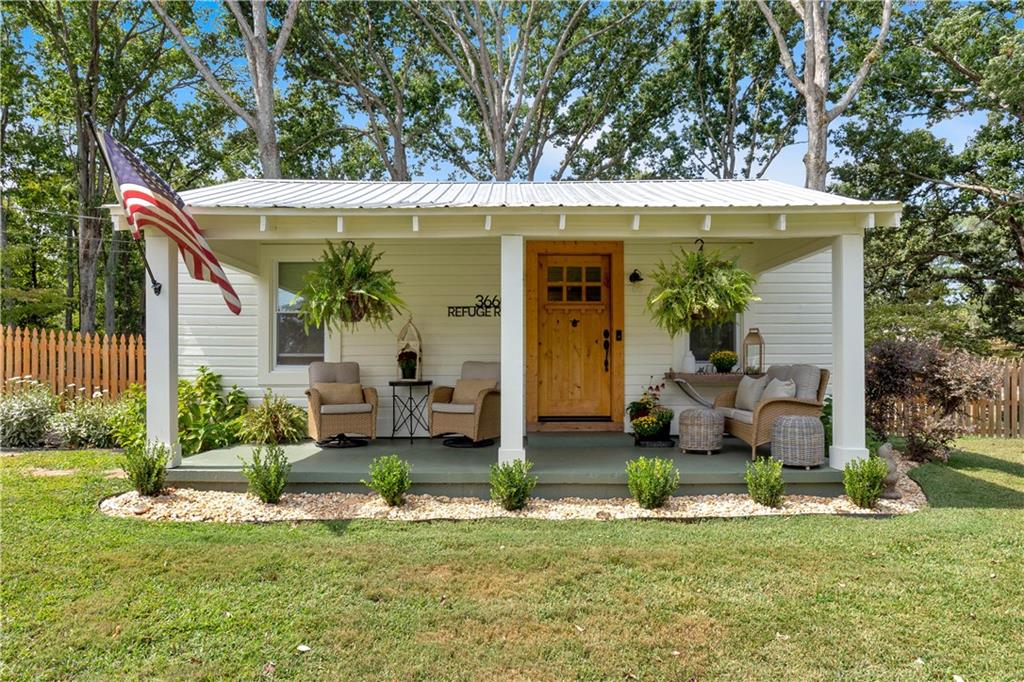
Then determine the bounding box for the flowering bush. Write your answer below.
[627,377,665,420]
[0,378,59,448]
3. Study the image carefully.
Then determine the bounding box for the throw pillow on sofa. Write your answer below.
[760,378,796,403]
[735,374,769,411]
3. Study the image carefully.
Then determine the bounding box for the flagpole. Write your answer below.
[84,112,162,296]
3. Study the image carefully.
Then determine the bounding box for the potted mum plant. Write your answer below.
[645,242,759,337]
[628,379,673,446]
[709,350,738,374]
[297,241,405,332]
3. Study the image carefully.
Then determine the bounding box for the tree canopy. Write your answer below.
[0,0,1020,355]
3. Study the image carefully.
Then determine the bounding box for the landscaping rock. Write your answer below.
[98,463,926,524]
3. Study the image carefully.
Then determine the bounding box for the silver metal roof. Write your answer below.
[175,179,894,211]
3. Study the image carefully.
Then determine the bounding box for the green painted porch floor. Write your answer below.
[169,433,844,497]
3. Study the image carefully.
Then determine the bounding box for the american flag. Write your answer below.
[92,122,241,315]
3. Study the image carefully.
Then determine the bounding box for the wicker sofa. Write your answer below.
[305,361,378,443]
[428,361,501,445]
[713,364,829,459]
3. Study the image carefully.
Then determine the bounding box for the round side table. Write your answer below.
[771,415,825,468]
[679,407,724,455]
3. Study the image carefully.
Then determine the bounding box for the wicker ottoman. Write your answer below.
[771,415,825,468]
[679,408,724,454]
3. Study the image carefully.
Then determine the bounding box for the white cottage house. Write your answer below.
[108,179,900,495]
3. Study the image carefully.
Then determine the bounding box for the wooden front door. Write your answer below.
[536,252,614,420]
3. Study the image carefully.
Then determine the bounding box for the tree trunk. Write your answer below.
[104,230,121,335]
[65,219,75,330]
[804,91,829,191]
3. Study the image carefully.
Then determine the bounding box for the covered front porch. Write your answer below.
[118,179,904,485]
[167,432,844,497]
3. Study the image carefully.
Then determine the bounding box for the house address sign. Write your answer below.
[448,295,501,318]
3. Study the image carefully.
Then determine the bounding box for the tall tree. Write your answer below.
[409,0,656,181]
[564,0,799,180]
[287,1,445,180]
[149,0,299,179]
[833,1,1024,349]
[756,0,893,189]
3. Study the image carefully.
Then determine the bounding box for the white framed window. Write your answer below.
[274,262,324,367]
[689,319,738,363]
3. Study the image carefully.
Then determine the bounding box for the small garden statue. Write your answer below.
[877,442,901,499]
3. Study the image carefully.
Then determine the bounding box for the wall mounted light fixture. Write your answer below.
[628,269,644,284]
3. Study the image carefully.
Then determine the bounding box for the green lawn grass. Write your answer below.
[2,439,1022,681]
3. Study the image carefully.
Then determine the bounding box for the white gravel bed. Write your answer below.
[99,461,926,523]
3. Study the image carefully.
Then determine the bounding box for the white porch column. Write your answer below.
[499,234,526,463]
[829,234,868,469]
[145,234,181,467]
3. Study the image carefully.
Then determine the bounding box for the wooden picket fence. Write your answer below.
[885,358,1023,439]
[0,326,145,398]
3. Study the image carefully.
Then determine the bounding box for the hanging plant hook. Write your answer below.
[694,238,705,252]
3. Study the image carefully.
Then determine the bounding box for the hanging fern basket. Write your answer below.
[645,244,759,337]
[297,241,406,332]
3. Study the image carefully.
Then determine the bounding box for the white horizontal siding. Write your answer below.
[177,262,261,396]
[338,240,500,437]
[746,248,834,371]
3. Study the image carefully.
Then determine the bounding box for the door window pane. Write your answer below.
[585,266,601,282]
[276,262,324,366]
[565,266,582,282]
[566,285,583,302]
[547,266,563,282]
[547,286,563,302]
[585,286,602,302]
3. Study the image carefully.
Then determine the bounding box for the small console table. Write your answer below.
[389,379,433,444]
[664,371,759,408]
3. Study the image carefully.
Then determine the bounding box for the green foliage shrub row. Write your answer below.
[625,456,680,509]
[363,455,413,507]
[122,441,169,496]
[843,457,888,509]
[241,444,292,504]
[489,460,538,511]
[745,458,785,507]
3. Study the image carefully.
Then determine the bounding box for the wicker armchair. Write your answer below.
[714,365,829,459]
[428,361,500,445]
[305,361,378,443]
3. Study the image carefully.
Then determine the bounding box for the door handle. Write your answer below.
[602,329,610,372]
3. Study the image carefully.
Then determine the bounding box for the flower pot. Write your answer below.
[633,422,673,448]
[400,364,416,380]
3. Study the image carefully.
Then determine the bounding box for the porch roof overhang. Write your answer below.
[106,178,901,240]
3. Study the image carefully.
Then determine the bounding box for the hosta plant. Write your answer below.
[646,247,758,336]
[298,241,406,332]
